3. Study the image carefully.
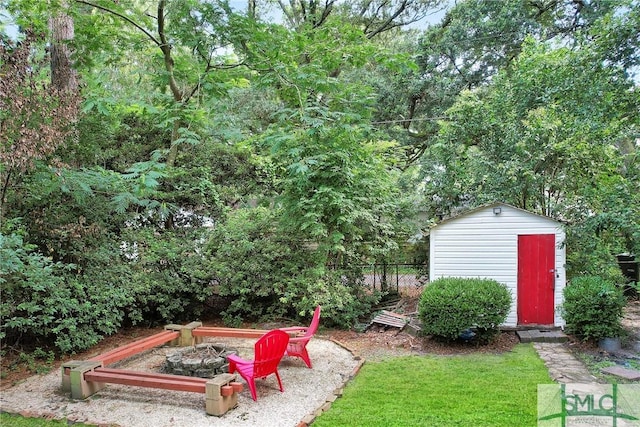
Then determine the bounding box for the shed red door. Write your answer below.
[518,234,555,325]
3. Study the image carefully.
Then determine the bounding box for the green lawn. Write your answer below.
[0,413,88,427]
[314,344,552,427]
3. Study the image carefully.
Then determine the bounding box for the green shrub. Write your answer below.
[0,229,128,354]
[205,207,379,327]
[122,228,214,325]
[418,277,512,342]
[562,276,625,341]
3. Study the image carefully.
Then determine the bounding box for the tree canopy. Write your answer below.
[1,0,638,353]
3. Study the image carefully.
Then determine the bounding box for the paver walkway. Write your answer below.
[533,343,601,384]
[534,301,640,384]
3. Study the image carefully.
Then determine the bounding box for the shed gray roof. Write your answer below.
[431,201,562,229]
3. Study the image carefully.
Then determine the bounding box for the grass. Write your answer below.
[314,344,553,427]
[0,413,93,426]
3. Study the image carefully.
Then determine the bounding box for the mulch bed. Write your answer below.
[328,326,520,360]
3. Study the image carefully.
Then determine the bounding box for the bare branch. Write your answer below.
[75,0,161,46]
[366,0,408,39]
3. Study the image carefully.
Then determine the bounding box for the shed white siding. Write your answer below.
[429,203,566,327]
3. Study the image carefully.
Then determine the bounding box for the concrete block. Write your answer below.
[205,392,238,416]
[61,361,86,393]
[205,374,239,415]
[205,373,236,399]
[205,397,226,416]
[180,321,203,346]
[210,373,236,386]
[516,330,533,343]
[517,329,568,343]
[185,321,203,329]
[69,361,104,400]
[601,366,640,380]
[164,324,183,346]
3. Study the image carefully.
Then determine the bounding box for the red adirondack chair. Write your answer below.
[227,329,290,401]
[280,305,321,368]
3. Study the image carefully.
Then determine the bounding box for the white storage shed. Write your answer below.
[429,202,566,327]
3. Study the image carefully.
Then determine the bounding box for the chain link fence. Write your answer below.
[361,263,427,297]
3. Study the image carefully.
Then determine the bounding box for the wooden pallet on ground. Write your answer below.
[368,310,410,330]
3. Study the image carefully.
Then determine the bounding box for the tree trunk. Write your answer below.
[49,7,78,92]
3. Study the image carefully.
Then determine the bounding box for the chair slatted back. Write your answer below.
[253,329,289,378]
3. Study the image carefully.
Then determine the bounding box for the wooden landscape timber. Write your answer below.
[60,322,270,416]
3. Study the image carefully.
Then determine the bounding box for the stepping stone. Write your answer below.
[601,366,640,380]
[517,329,568,343]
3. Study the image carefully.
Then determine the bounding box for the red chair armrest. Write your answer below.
[288,335,310,343]
[227,354,249,364]
[279,326,307,337]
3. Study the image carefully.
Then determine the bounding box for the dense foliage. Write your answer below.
[0,222,128,353]
[0,0,638,355]
[562,276,626,341]
[205,207,379,327]
[418,277,512,342]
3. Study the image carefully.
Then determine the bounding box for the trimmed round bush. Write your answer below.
[562,276,625,341]
[418,277,512,342]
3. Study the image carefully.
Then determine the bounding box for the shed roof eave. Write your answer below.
[429,201,566,230]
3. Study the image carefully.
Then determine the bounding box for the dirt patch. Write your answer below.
[327,327,519,362]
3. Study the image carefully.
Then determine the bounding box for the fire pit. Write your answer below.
[163,343,238,378]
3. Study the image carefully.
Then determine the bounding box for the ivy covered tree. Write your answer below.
[0,31,80,214]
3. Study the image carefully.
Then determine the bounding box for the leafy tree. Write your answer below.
[215,6,417,272]
[377,0,631,166]
[258,0,446,37]
[0,221,130,353]
[269,124,400,267]
[121,227,214,325]
[562,276,626,341]
[49,1,78,91]
[5,0,249,166]
[421,20,638,214]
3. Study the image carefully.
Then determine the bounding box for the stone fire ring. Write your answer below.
[164,343,238,378]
